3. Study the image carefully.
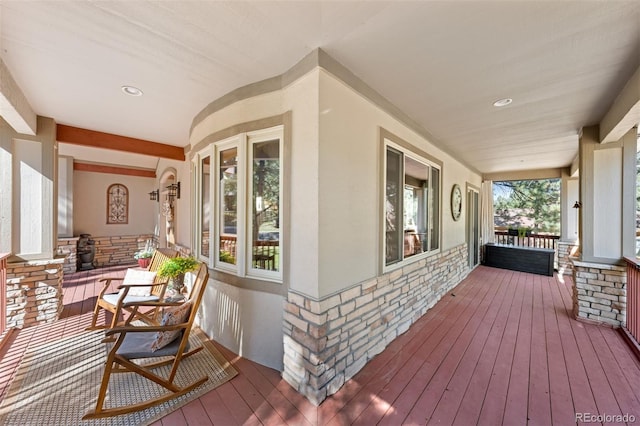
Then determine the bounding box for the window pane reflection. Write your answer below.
[219,148,237,265]
[200,156,210,257]
[251,140,280,272]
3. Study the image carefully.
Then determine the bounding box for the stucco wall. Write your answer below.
[188,62,482,373]
[190,70,322,299]
[73,170,156,237]
[189,67,485,300]
[154,159,191,249]
[317,70,481,297]
[197,278,285,371]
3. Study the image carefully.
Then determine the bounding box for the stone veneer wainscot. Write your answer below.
[571,258,626,327]
[56,234,157,273]
[5,258,65,329]
[282,244,469,405]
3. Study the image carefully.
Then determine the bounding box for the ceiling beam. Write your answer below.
[74,162,156,178]
[600,65,640,143]
[56,124,185,161]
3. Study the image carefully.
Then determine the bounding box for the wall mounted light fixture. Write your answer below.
[166,182,181,202]
[149,189,159,202]
[573,201,582,209]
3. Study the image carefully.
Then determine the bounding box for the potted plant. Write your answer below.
[134,249,154,268]
[157,256,199,293]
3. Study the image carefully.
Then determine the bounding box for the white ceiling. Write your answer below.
[1,1,639,174]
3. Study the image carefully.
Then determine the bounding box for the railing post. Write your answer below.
[625,257,640,343]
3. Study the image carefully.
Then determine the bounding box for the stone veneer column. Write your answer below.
[571,258,626,327]
[56,237,79,274]
[6,258,65,329]
[282,244,468,405]
[557,240,579,275]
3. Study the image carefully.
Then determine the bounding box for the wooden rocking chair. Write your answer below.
[83,262,210,419]
[86,248,179,330]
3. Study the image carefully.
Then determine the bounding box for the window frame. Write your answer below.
[194,146,212,264]
[194,126,284,283]
[246,127,284,281]
[382,136,442,272]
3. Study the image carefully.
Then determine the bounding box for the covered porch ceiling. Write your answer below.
[1,1,639,175]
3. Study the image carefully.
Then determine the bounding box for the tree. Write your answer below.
[493,179,560,233]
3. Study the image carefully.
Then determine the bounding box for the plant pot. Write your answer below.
[137,258,151,268]
[169,273,185,294]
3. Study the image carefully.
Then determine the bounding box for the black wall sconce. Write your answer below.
[573,201,582,209]
[149,189,159,202]
[166,182,181,202]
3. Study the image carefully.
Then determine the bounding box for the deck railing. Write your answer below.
[494,231,560,250]
[625,257,640,344]
[0,252,9,335]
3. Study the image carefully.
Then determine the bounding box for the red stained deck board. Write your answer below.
[342,272,490,425]
[377,267,501,426]
[402,266,510,425]
[158,408,187,425]
[547,274,600,421]
[179,399,214,425]
[570,318,623,418]
[540,275,576,425]
[234,355,313,426]
[371,279,489,426]
[320,269,485,425]
[500,272,535,426]
[215,381,262,426]
[451,270,519,425]
[2,265,640,425]
[427,269,518,425]
[589,327,640,418]
[198,388,239,426]
[601,329,640,402]
[476,271,529,426]
[526,274,552,426]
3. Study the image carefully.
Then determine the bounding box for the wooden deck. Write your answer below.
[1,265,640,425]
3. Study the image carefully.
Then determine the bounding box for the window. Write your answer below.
[200,156,211,257]
[384,142,440,267]
[195,126,283,282]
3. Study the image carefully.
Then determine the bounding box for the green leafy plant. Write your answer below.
[134,249,154,260]
[219,250,236,265]
[157,256,199,278]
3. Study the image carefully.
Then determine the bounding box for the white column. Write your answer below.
[578,125,637,263]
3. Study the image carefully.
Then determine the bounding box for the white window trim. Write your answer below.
[246,127,284,282]
[194,146,213,265]
[195,126,284,283]
[382,139,442,273]
[213,135,244,274]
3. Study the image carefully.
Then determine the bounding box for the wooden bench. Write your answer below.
[483,243,554,276]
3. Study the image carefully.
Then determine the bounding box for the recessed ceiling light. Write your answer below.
[121,85,143,96]
[493,98,513,107]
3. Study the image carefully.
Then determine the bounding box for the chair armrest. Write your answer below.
[121,300,183,309]
[99,277,124,283]
[97,277,124,298]
[116,281,167,290]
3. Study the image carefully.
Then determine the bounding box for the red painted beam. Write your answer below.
[57,124,185,161]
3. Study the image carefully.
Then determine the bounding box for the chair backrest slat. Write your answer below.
[147,248,179,296]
